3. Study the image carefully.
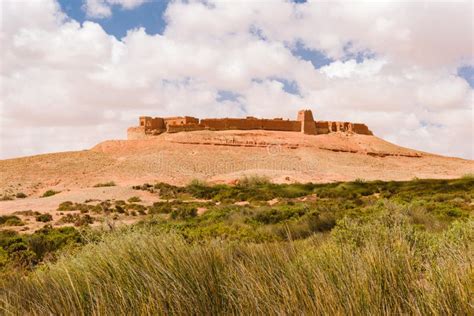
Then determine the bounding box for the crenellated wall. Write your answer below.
[129,110,373,139]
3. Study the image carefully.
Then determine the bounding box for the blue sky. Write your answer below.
[58,0,168,38]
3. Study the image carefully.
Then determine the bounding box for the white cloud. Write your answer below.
[319,59,387,79]
[84,0,149,18]
[0,0,473,159]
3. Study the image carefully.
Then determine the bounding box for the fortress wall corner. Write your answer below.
[352,123,373,135]
[127,126,147,140]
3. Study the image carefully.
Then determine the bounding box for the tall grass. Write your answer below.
[1,211,472,315]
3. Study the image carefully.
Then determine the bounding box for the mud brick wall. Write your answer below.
[261,119,301,131]
[139,117,165,131]
[201,118,301,132]
[167,124,206,133]
[164,116,199,127]
[315,121,330,134]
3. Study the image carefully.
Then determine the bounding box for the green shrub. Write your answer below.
[252,206,306,224]
[153,182,184,199]
[57,214,80,224]
[115,205,125,214]
[0,226,82,269]
[26,226,82,264]
[93,182,116,188]
[171,205,198,220]
[0,215,24,227]
[306,212,337,232]
[13,210,40,217]
[41,190,60,198]
[57,201,74,211]
[57,214,93,227]
[185,180,220,199]
[74,215,94,227]
[57,201,94,213]
[15,192,27,199]
[127,196,141,203]
[36,214,53,223]
[132,183,154,193]
[238,175,271,187]
[148,202,173,214]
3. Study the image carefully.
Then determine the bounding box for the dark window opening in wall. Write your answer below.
[140,122,144,126]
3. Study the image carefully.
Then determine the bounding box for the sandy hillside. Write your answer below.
[0,130,472,204]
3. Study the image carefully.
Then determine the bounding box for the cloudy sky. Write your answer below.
[0,0,473,159]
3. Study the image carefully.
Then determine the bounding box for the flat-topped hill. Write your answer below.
[0,130,472,200]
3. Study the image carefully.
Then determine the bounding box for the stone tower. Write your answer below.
[297,109,317,135]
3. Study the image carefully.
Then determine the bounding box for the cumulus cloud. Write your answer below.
[0,0,473,159]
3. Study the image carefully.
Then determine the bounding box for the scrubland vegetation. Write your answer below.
[0,177,472,314]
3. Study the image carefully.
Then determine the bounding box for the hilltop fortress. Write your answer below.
[127,109,373,140]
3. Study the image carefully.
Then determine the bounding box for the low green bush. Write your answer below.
[58,214,94,227]
[0,215,24,227]
[13,210,40,217]
[93,182,116,187]
[0,226,82,269]
[148,202,173,214]
[41,190,60,198]
[251,206,306,225]
[35,214,53,223]
[57,201,74,211]
[127,196,141,203]
[171,205,198,220]
[153,182,185,199]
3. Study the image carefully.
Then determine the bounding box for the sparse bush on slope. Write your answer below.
[41,190,60,198]
[93,181,116,187]
[1,211,471,315]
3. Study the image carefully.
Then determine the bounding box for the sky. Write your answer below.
[0,0,473,160]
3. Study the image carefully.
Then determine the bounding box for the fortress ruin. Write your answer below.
[127,109,373,140]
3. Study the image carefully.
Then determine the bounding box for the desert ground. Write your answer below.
[0,130,472,227]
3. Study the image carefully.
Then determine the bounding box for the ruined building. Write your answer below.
[127,109,373,140]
